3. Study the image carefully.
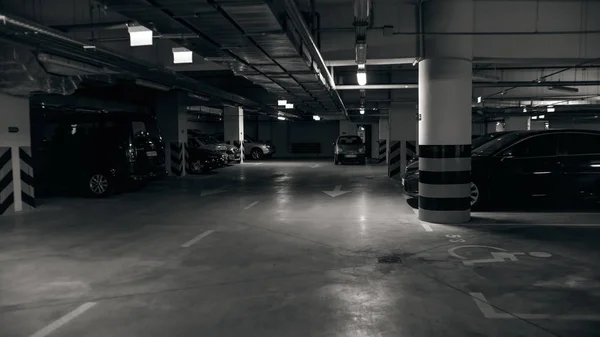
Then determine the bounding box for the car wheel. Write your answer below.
[334,155,339,165]
[470,182,481,208]
[86,172,113,198]
[251,148,263,160]
[190,160,204,174]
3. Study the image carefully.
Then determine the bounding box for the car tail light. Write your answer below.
[126,143,137,162]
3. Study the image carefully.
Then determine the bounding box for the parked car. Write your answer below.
[186,146,224,173]
[213,133,275,160]
[32,112,166,197]
[188,132,241,163]
[405,131,514,172]
[334,135,366,165]
[403,129,600,208]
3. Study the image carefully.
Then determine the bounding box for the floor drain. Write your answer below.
[377,255,402,264]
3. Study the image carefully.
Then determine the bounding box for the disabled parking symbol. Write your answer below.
[448,245,552,265]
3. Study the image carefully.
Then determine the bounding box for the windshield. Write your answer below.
[472,132,510,149]
[337,136,363,145]
[244,135,256,143]
[472,132,524,156]
[197,135,219,144]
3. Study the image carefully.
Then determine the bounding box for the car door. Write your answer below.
[556,132,600,199]
[496,133,561,200]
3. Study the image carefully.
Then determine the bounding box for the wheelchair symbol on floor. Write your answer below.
[448,245,552,265]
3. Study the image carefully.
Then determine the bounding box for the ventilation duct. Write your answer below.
[0,43,80,97]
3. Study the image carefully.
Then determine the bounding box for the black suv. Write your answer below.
[33,111,166,197]
[403,129,600,208]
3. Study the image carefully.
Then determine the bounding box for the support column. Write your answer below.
[388,104,417,180]
[378,117,389,164]
[418,0,473,224]
[0,93,34,215]
[224,106,244,163]
[504,116,528,131]
[157,91,187,176]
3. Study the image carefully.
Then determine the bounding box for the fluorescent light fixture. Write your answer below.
[128,25,153,46]
[135,79,170,92]
[412,58,419,66]
[359,108,365,115]
[477,96,482,103]
[548,85,578,93]
[523,107,527,113]
[357,71,367,86]
[313,115,321,121]
[277,100,287,106]
[285,103,294,109]
[539,114,545,119]
[532,116,538,120]
[173,47,193,64]
[547,106,555,112]
[277,116,286,120]
[83,45,96,50]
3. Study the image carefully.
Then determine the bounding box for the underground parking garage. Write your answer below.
[1,0,600,336]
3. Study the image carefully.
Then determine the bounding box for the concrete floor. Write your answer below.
[1,160,600,337]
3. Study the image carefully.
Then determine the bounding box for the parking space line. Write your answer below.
[470,292,600,320]
[244,201,260,209]
[181,230,215,248]
[419,221,433,232]
[29,302,96,337]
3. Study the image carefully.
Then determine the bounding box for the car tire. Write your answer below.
[251,148,263,160]
[84,172,114,198]
[470,181,486,209]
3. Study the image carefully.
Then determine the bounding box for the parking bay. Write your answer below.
[1,160,600,336]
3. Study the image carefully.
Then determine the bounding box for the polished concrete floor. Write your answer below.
[1,160,600,337]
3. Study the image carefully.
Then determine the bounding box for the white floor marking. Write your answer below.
[470,292,600,320]
[181,230,215,248]
[244,201,260,209]
[309,164,321,168]
[419,221,433,232]
[200,188,227,197]
[29,302,96,337]
[322,185,351,197]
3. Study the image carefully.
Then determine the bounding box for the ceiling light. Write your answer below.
[128,25,153,46]
[523,107,527,113]
[548,85,579,93]
[313,115,321,121]
[531,116,538,120]
[277,100,287,106]
[539,115,545,119]
[277,116,286,120]
[412,58,419,66]
[285,103,294,109]
[357,71,367,86]
[173,47,193,64]
[358,63,366,70]
[359,108,365,115]
[547,106,555,112]
[83,45,96,50]
[477,96,482,103]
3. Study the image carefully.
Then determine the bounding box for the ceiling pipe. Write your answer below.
[325,58,414,67]
[336,84,418,90]
[282,0,347,118]
[335,81,600,90]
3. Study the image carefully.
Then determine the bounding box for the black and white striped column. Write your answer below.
[418,0,473,224]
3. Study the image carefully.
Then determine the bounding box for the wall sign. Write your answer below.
[8,126,19,133]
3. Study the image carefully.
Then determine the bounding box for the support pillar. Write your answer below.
[157,91,187,176]
[418,0,473,224]
[224,106,244,163]
[0,93,34,215]
[378,117,389,164]
[388,104,417,180]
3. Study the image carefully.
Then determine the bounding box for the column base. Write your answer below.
[418,208,470,224]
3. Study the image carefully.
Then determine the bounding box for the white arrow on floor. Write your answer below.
[322,185,350,198]
[200,188,227,197]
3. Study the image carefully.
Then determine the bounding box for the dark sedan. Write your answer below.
[403,129,600,208]
[186,147,223,174]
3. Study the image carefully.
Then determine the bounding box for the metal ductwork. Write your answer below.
[354,0,370,65]
[99,0,346,119]
[0,11,271,111]
[0,43,80,97]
